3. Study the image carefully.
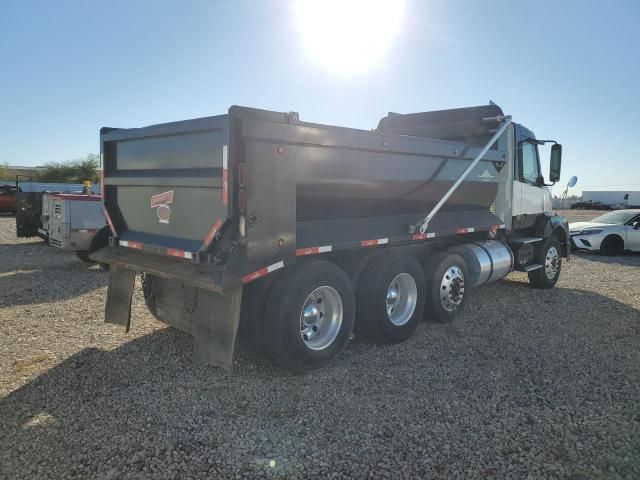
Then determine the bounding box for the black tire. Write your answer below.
[599,235,624,256]
[528,236,562,289]
[75,250,92,263]
[356,253,425,343]
[238,273,280,359]
[263,260,355,372]
[89,226,110,252]
[88,226,111,270]
[141,272,158,318]
[423,252,469,323]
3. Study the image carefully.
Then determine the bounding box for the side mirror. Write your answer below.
[549,144,562,183]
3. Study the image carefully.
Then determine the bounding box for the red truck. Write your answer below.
[0,184,18,213]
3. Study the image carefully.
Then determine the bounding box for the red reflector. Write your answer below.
[237,163,246,187]
[239,189,246,213]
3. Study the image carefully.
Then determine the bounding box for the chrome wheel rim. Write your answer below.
[440,265,465,312]
[545,246,560,279]
[386,273,418,326]
[300,286,343,351]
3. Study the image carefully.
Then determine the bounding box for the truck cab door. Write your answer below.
[512,126,544,226]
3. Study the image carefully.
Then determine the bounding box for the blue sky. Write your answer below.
[1,0,639,194]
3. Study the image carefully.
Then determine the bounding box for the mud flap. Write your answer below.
[191,286,243,374]
[105,265,136,332]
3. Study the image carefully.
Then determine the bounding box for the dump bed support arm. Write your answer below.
[410,116,512,235]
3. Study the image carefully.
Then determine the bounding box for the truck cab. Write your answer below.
[513,124,554,224]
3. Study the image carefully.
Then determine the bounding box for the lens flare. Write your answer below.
[294,0,405,75]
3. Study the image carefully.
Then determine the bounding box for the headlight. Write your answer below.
[572,229,603,236]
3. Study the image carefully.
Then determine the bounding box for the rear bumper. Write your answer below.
[90,246,240,293]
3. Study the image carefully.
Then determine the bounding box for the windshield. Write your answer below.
[591,211,637,224]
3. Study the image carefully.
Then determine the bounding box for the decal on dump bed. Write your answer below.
[478,170,495,181]
[150,191,174,208]
[151,190,174,224]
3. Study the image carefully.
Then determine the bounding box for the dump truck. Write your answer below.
[91,104,569,373]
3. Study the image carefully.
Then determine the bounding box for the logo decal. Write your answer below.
[151,190,173,224]
[478,170,495,182]
[492,161,506,172]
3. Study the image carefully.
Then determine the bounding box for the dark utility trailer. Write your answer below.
[14,176,43,238]
[92,104,569,372]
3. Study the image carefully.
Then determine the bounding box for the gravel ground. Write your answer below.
[0,212,639,479]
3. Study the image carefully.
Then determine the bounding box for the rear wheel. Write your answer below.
[528,236,562,289]
[356,253,425,343]
[600,235,624,256]
[263,260,355,372]
[423,252,469,323]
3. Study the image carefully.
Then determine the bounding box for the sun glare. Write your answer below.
[294,0,405,75]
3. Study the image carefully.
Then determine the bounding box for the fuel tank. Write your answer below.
[452,240,514,288]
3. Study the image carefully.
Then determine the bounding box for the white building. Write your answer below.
[582,191,640,207]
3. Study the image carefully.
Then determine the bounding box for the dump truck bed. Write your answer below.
[94,105,508,291]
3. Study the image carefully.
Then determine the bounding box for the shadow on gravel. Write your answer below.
[1,283,639,478]
[0,240,48,250]
[0,267,107,307]
[0,243,107,306]
[571,250,640,267]
[0,329,283,478]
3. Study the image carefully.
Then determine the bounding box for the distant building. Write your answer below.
[582,190,640,207]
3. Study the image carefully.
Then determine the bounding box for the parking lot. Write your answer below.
[0,212,638,479]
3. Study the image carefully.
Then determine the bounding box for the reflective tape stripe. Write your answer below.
[241,261,284,284]
[167,248,193,260]
[491,224,506,230]
[201,219,223,251]
[456,227,475,234]
[241,267,268,284]
[267,260,284,272]
[412,232,436,241]
[103,206,117,237]
[120,240,142,249]
[361,238,388,247]
[120,240,193,259]
[296,245,333,256]
[222,145,229,206]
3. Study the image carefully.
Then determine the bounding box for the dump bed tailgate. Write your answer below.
[102,115,230,255]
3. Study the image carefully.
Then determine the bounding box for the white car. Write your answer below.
[570,209,640,255]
